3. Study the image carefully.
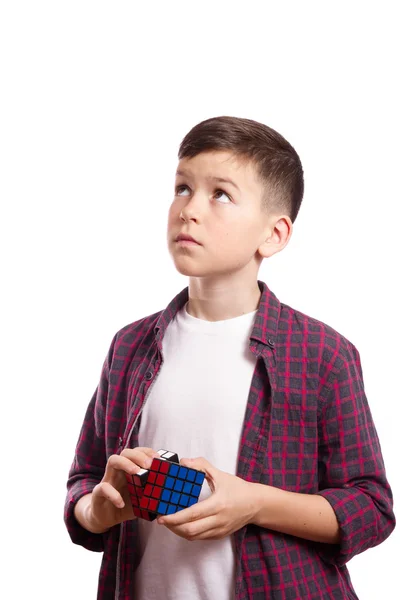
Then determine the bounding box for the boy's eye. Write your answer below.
[175,185,190,196]
[175,184,231,203]
[214,190,230,203]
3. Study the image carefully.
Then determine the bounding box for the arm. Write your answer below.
[251,484,340,544]
[64,334,116,551]
[313,342,395,565]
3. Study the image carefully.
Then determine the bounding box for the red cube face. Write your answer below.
[133,474,143,487]
[144,483,153,496]
[126,482,136,496]
[151,458,163,472]
[152,486,161,499]
[148,499,158,512]
[160,460,170,474]
[156,473,166,486]
[147,471,156,484]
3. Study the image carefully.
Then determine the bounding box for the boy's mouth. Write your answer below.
[176,239,201,247]
[175,233,201,245]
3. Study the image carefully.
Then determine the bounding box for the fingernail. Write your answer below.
[158,518,164,524]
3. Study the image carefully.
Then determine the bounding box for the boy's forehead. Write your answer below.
[176,150,254,179]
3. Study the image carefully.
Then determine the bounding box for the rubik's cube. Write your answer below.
[125,449,206,521]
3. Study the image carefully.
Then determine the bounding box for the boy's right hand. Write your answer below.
[75,447,159,533]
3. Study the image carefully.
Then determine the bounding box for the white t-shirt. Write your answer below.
[134,301,258,600]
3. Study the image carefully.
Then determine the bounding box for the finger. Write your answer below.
[93,481,125,508]
[179,456,217,479]
[120,447,159,470]
[189,527,224,541]
[106,454,144,476]
[162,515,218,540]
[157,497,216,526]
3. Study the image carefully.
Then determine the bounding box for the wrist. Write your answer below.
[74,494,110,534]
[250,483,285,527]
[85,500,111,534]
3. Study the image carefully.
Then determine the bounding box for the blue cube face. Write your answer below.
[173,479,184,492]
[179,494,189,507]
[195,471,205,485]
[188,497,197,506]
[161,489,171,502]
[178,466,188,479]
[186,469,196,482]
[158,502,168,514]
[169,464,179,477]
[191,484,201,498]
[165,477,175,489]
[171,492,180,504]
[167,504,177,514]
[183,481,192,494]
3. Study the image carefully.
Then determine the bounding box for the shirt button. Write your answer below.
[268,338,275,346]
[145,371,154,380]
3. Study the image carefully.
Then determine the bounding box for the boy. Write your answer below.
[64,116,395,599]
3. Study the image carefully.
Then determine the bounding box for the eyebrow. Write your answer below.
[175,169,240,192]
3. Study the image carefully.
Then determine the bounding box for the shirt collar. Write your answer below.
[154,279,280,351]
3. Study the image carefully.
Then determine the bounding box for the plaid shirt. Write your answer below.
[64,280,395,599]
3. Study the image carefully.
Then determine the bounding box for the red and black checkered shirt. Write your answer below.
[64,280,395,599]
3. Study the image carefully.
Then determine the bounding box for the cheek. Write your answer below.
[213,233,244,259]
[167,208,176,228]
[214,226,257,261]
[168,203,182,222]
[215,224,249,247]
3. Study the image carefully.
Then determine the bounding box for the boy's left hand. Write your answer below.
[156,457,258,540]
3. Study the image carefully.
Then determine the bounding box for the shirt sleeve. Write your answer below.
[315,341,396,566]
[64,334,117,552]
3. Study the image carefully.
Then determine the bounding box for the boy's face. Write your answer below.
[167,150,288,279]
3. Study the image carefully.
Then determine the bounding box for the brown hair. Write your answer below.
[178,116,304,223]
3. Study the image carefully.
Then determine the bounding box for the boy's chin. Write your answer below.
[173,264,209,277]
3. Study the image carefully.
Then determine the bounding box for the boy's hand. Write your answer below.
[156,457,257,540]
[76,447,159,533]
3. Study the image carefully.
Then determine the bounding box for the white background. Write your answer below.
[1,1,399,598]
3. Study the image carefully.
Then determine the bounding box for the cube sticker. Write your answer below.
[125,449,205,521]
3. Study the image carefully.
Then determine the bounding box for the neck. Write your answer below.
[186,276,262,322]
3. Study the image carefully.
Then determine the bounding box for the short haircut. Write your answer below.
[178,116,304,223]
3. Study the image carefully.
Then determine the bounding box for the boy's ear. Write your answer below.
[258,216,293,258]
